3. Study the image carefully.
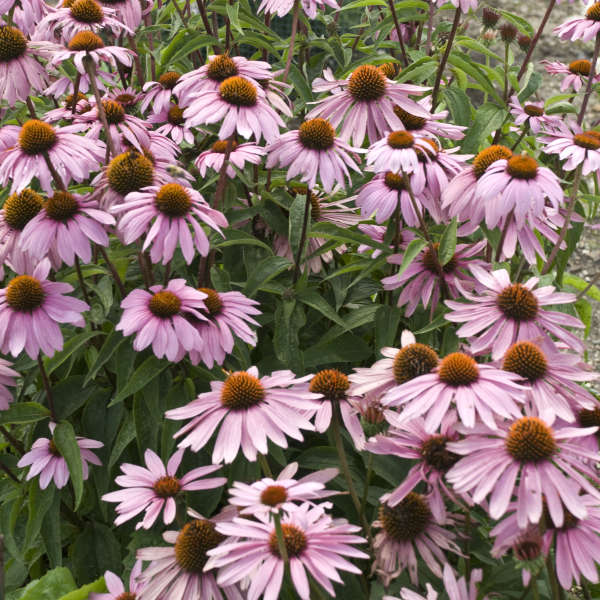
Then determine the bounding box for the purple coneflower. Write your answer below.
[266,118,362,192]
[541,59,600,92]
[0,25,50,106]
[20,191,114,267]
[17,422,102,489]
[508,96,561,134]
[372,493,460,586]
[0,259,89,358]
[306,65,430,147]
[205,502,368,599]
[187,288,261,369]
[35,0,132,42]
[433,0,478,9]
[136,509,242,600]
[183,75,284,142]
[116,280,207,362]
[382,240,487,317]
[1,0,51,36]
[141,71,180,114]
[147,104,195,145]
[366,413,461,522]
[357,224,416,258]
[102,448,226,529]
[98,0,143,30]
[0,358,18,411]
[445,266,585,359]
[195,140,265,178]
[228,462,338,516]
[166,366,320,463]
[366,130,436,174]
[393,97,466,140]
[0,119,105,194]
[542,121,600,175]
[382,350,527,431]
[111,182,227,264]
[554,3,600,41]
[90,561,146,600]
[446,410,600,528]
[258,0,339,18]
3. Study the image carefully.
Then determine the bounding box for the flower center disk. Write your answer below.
[159,71,181,89]
[219,76,257,107]
[152,475,181,498]
[48,439,62,456]
[497,283,538,321]
[420,436,459,472]
[348,65,386,102]
[505,416,557,463]
[0,26,27,62]
[101,99,125,124]
[220,372,265,410]
[198,288,223,316]
[268,523,307,558]
[393,106,427,130]
[68,31,104,51]
[503,342,547,381]
[506,155,538,180]
[70,0,104,23]
[174,519,224,573]
[155,183,192,217]
[384,171,406,191]
[3,189,43,230]
[422,243,456,274]
[569,59,591,76]
[574,132,600,150]
[472,145,512,178]
[167,104,185,126]
[6,275,45,312]
[438,352,479,386]
[207,55,238,82]
[107,151,154,196]
[379,493,431,542]
[115,594,136,600]
[523,104,544,117]
[211,140,238,154]
[392,343,439,384]
[586,2,600,21]
[578,407,600,429]
[378,62,399,79]
[387,130,414,149]
[19,120,57,156]
[309,369,349,401]
[298,118,335,151]
[148,290,181,318]
[45,191,80,222]
[260,485,288,506]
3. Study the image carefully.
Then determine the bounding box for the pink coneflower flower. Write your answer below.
[175,54,273,106]
[306,65,430,147]
[43,69,116,99]
[141,71,181,114]
[43,92,93,122]
[102,448,226,529]
[187,288,261,369]
[0,119,105,194]
[476,154,564,230]
[349,331,440,399]
[20,191,115,267]
[136,510,242,600]
[542,121,600,175]
[446,410,600,528]
[491,496,600,590]
[195,140,265,178]
[274,195,362,274]
[166,366,319,463]
[116,280,207,362]
[111,182,227,264]
[205,502,368,599]
[501,340,598,424]
[0,358,18,411]
[382,350,527,431]
[541,59,600,92]
[107,86,143,109]
[258,0,339,18]
[0,259,89,359]
[266,118,362,192]
[17,422,102,489]
[554,3,600,41]
[0,188,43,269]
[0,25,50,106]
[366,413,461,522]
[147,104,195,145]
[393,97,466,140]
[372,493,460,586]
[183,75,284,142]
[367,130,436,174]
[1,0,52,36]
[382,240,488,317]
[35,0,132,42]
[357,224,416,258]
[228,462,338,516]
[90,561,146,600]
[508,96,560,134]
[98,0,143,30]
[445,266,585,359]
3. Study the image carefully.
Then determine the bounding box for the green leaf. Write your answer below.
[461,102,508,154]
[375,305,402,349]
[564,273,600,301]
[41,491,62,568]
[438,218,457,266]
[413,311,451,334]
[53,376,97,421]
[108,411,136,469]
[395,238,427,278]
[226,1,244,35]
[15,567,76,600]
[443,86,472,126]
[53,422,84,509]
[288,194,309,261]
[243,256,292,298]
[296,289,348,329]
[25,485,54,551]
[0,402,50,425]
[43,331,105,376]
[215,229,273,253]
[303,333,372,366]
[309,221,389,252]
[58,577,107,600]
[70,523,121,586]
[109,355,168,407]
[83,329,125,386]
[273,300,305,375]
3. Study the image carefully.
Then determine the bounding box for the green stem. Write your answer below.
[258,453,273,478]
[582,581,593,600]
[292,190,311,284]
[578,31,600,126]
[545,554,564,600]
[503,41,510,103]
[283,0,300,82]
[360,453,373,533]
[431,7,461,109]
[273,512,289,564]
[37,356,55,421]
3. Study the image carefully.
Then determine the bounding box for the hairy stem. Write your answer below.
[577,31,600,126]
[283,0,300,82]
[387,0,409,66]
[431,8,461,109]
[292,189,311,284]
[37,356,55,421]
